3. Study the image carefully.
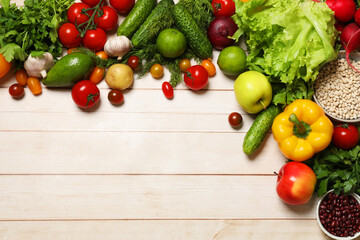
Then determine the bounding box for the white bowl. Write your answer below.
[313,50,360,124]
[316,190,360,239]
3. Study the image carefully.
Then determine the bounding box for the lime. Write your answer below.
[217,46,247,76]
[156,28,187,58]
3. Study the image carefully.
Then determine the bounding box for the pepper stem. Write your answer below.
[289,113,305,134]
[288,113,312,139]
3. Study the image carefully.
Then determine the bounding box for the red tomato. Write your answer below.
[212,0,235,17]
[82,28,107,51]
[184,65,209,90]
[162,82,174,99]
[94,6,118,31]
[332,124,360,150]
[72,80,100,109]
[58,23,82,48]
[228,112,242,128]
[9,84,25,99]
[81,0,103,7]
[108,89,124,105]
[109,0,135,14]
[67,3,93,26]
[127,55,140,70]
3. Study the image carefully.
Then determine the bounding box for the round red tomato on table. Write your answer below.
[332,124,359,150]
[184,65,209,90]
[95,6,118,31]
[58,23,82,48]
[67,3,93,26]
[72,80,100,109]
[211,0,235,17]
[109,0,135,14]
[81,0,103,7]
[82,28,107,51]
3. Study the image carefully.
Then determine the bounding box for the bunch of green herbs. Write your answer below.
[0,0,73,66]
[305,145,360,197]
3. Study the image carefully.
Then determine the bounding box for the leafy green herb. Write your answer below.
[177,0,213,33]
[305,145,360,197]
[0,0,73,66]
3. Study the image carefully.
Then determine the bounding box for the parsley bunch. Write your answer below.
[0,0,73,66]
[306,145,360,197]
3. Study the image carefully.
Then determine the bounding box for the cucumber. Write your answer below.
[131,0,174,48]
[172,4,213,59]
[243,105,281,155]
[117,0,157,38]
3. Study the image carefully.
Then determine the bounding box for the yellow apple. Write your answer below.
[234,71,272,114]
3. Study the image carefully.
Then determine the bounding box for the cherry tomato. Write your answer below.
[82,28,107,51]
[67,3,93,26]
[58,23,82,48]
[81,0,103,7]
[96,51,109,59]
[15,69,28,86]
[27,77,42,95]
[109,0,135,14]
[228,112,242,128]
[150,64,164,79]
[332,124,359,150]
[201,59,216,77]
[184,65,209,90]
[67,48,79,54]
[212,0,235,17]
[108,89,124,105]
[72,80,100,109]
[95,6,118,31]
[9,84,24,98]
[0,53,11,79]
[127,55,140,70]
[162,82,174,99]
[179,58,191,72]
[89,67,105,84]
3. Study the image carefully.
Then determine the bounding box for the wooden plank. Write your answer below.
[0,132,286,174]
[0,88,244,115]
[0,220,326,240]
[0,175,316,220]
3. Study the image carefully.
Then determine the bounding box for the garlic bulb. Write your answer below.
[104,36,132,60]
[24,52,54,78]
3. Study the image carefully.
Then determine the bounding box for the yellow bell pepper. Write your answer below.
[272,99,333,162]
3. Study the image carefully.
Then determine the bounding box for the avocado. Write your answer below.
[43,52,95,87]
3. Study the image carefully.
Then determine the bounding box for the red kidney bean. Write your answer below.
[319,192,360,237]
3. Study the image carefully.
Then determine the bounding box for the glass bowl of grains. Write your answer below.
[313,50,360,123]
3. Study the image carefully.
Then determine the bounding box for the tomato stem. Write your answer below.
[86,93,99,107]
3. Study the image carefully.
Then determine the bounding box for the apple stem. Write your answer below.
[259,100,267,110]
[274,171,279,177]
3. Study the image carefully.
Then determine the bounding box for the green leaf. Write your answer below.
[0,0,10,15]
[0,43,26,62]
[317,178,328,197]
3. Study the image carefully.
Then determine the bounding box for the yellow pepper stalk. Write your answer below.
[272,99,333,162]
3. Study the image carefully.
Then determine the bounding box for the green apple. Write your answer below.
[234,71,272,114]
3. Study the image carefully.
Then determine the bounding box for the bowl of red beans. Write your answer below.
[316,190,360,239]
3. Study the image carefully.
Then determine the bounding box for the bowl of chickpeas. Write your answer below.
[313,50,360,123]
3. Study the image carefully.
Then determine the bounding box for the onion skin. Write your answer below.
[207,16,238,50]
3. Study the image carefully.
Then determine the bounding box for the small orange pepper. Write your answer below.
[15,69,28,86]
[27,77,42,95]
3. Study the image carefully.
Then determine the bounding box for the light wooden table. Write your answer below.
[0,1,328,239]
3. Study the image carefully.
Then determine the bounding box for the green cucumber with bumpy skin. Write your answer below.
[172,4,213,59]
[117,0,157,39]
[131,0,174,48]
[243,105,281,155]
